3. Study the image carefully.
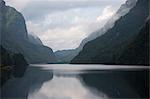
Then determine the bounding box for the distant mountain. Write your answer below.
[55,50,78,63]
[0,0,56,63]
[71,0,149,65]
[55,0,138,63]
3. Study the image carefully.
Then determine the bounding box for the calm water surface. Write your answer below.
[1,64,149,99]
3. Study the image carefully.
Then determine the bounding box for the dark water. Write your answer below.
[1,64,149,99]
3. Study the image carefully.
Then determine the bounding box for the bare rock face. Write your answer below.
[0,0,56,63]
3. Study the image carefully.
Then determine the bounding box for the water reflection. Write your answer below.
[1,64,149,99]
[1,66,53,99]
[28,64,149,99]
[28,75,108,99]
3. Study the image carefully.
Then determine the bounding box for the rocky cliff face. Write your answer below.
[0,1,56,63]
[71,0,149,65]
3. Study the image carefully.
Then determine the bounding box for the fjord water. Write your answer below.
[1,64,149,99]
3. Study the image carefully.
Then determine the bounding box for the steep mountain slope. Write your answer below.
[28,34,43,45]
[116,19,149,65]
[71,0,149,65]
[55,0,137,63]
[0,1,56,63]
[79,0,137,49]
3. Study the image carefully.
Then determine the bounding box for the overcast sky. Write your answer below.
[5,0,126,51]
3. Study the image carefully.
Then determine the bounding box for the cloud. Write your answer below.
[8,0,125,21]
[5,0,30,11]
[27,20,87,51]
[26,7,112,51]
[5,0,126,51]
[97,6,115,21]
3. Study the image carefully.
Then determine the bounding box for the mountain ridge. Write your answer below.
[0,0,56,63]
[55,0,138,63]
[71,0,149,65]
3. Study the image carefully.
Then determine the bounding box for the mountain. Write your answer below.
[116,19,149,65]
[28,34,43,45]
[79,0,137,48]
[0,0,56,63]
[71,0,149,65]
[55,0,138,63]
[55,50,78,63]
